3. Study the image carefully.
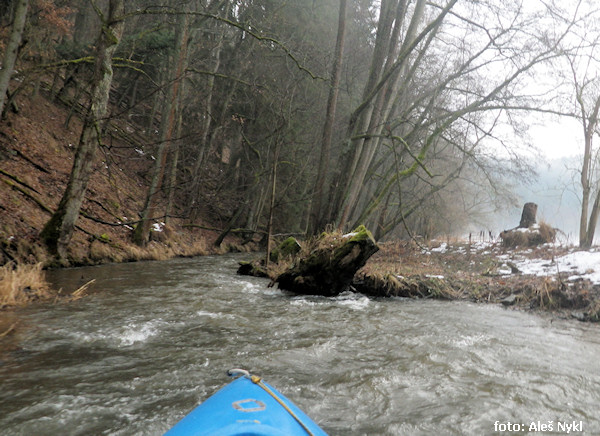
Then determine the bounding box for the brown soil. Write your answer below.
[0,87,252,271]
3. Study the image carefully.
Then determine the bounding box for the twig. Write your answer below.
[0,322,17,338]
[71,279,96,300]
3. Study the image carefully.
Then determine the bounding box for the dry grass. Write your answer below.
[68,279,96,302]
[538,221,557,242]
[118,242,170,262]
[501,221,557,248]
[356,239,600,322]
[0,262,53,307]
[75,232,213,265]
[527,279,557,309]
[587,299,600,321]
[90,240,124,262]
[354,269,464,299]
[308,228,345,252]
[178,238,209,257]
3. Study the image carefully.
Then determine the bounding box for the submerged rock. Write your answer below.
[501,294,518,306]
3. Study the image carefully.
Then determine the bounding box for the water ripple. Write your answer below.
[1,255,600,435]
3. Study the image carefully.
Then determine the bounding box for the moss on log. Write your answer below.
[270,236,301,263]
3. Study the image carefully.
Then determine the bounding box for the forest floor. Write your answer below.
[0,85,253,310]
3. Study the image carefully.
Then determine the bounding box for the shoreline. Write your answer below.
[356,241,600,322]
[240,239,600,323]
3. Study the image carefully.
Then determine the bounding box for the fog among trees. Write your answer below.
[2,0,600,257]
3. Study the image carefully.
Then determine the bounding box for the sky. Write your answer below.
[529,116,583,160]
[523,113,588,239]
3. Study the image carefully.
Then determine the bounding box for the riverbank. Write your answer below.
[0,228,253,310]
[357,240,600,322]
[1,89,597,321]
[242,236,600,322]
[3,253,599,435]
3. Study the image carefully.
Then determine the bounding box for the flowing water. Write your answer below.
[1,254,600,435]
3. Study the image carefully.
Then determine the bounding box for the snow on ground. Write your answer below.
[152,222,165,232]
[511,249,600,284]
[424,239,600,285]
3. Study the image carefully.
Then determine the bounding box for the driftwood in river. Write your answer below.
[237,226,380,297]
[274,225,379,296]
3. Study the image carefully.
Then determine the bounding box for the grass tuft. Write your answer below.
[0,263,52,307]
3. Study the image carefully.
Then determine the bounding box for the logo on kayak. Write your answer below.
[232,399,266,412]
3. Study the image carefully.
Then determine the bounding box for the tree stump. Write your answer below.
[275,225,379,297]
[519,202,537,228]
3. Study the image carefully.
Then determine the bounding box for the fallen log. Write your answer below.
[275,225,379,296]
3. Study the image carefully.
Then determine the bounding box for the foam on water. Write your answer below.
[3,254,600,436]
[65,319,165,347]
[117,321,162,346]
[334,292,370,310]
[196,310,235,320]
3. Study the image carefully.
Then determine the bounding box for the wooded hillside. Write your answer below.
[1,0,599,266]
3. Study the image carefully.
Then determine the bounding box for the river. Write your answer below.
[1,254,599,435]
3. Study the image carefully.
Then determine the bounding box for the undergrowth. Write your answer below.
[0,262,52,308]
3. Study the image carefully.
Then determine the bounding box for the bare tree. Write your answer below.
[0,0,29,117]
[307,0,348,235]
[542,0,600,247]
[133,6,190,246]
[41,0,125,263]
[569,43,600,247]
[330,0,459,230]
[321,0,573,237]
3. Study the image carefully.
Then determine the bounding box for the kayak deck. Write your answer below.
[165,370,328,436]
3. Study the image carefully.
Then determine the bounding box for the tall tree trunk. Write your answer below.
[329,0,402,226]
[0,0,28,118]
[133,9,190,245]
[73,0,103,45]
[307,0,347,235]
[333,0,458,230]
[188,2,230,221]
[165,88,186,224]
[585,188,600,247]
[40,0,124,263]
[579,124,592,246]
[578,96,600,247]
[265,141,280,267]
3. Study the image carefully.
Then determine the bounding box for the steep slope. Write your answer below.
[0,88,245,267]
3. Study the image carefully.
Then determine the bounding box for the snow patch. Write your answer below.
[152,222,165,232]
[513,249,600,284]
[430,243,448,253]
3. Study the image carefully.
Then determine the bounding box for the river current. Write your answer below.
[1,254,599,435]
